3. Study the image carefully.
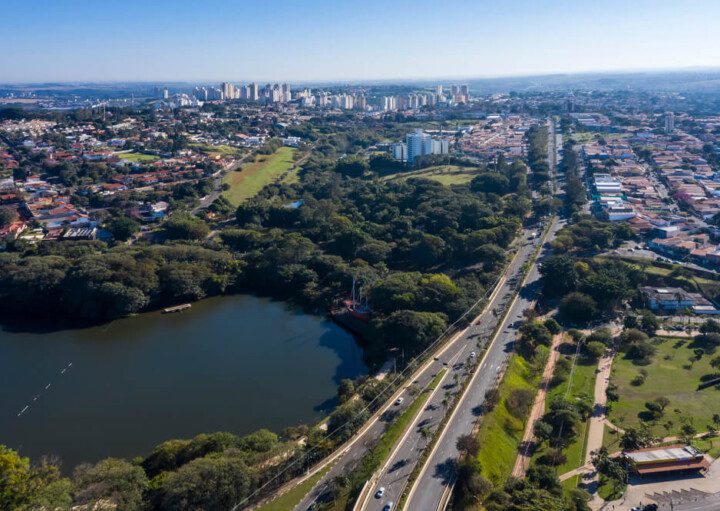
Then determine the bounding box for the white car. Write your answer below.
[375,487,385,498]
[395,397,404,405]
[470,351,477,358]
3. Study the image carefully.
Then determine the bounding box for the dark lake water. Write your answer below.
[0,295,366,470]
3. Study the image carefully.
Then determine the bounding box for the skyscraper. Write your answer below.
[248,83,259,101]
[406,129,433,164]
[221,82,236,100]
[664,112,675,134]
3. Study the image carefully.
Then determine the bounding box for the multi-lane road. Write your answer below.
[404,219,563,510]
[286,118,562,511]
[291,223,548,511]
[359,223,559,511]
[398,118,563,511]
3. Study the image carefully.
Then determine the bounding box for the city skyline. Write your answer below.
[2,0,720,83]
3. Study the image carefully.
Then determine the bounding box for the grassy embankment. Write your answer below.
[475,349,547,485]
[222,147,296,206]
[256,463,334,511]
[381,165,482,185]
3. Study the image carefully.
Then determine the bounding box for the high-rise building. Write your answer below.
[221,82,236,101]
[194,87,208,101]
[354,94,366,110]
[403,129,450,164]
[248,83,259,101]
[392,142,407,161]
[406,129,434,164]
[664,112,675,134]
[436,85,443,96]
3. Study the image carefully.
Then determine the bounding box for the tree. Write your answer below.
[374,310,447,355]
[620,424,653,450]
[540,255,579,298]
[700,319,720,334]
[584,341,606,360]
[543,318,561,335]
[456,434,481,457]
[0,445,32,510]
[639,310,659,336]
[337,379,355,403]
[106,215,139,242]
[73,458,148,510]
[505,388,534,419]
[164,213,210,240]
[526,464,563,496]
[159,455,252,510]
[534,420,554,446]
[587,327,613,346]
[470,173,510,194]
[559,292,598,324]
[335,157,368,177]
[0,207,18,228]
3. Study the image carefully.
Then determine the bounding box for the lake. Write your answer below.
[0,294,366,470]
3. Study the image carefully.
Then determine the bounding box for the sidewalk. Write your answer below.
[511,332,565,477]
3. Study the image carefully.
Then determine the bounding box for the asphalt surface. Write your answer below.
[360,225,557,511]
[290,120,562,511]
[291,225,548,511]
[403,218,564,511]
[402,118,562,511]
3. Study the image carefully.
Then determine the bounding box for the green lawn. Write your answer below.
[531,353,597,488]
[597,475,625,502]
[476,350,545,485]
[255,463,334,511]
[609,337,720,438]
[117,152,160,163]
[381,165,481,185]
[222,147,296,205]
[190,143,243,156]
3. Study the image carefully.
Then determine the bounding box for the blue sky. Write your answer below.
[2,0,720,83]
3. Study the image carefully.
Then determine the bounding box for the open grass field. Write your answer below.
[222,147,296,206]
[475,351,545,485]
[189,143,243,157]
[608,336,720,437]
[117,152,160,163]
[381,165,481,186]
[572,131,629,143]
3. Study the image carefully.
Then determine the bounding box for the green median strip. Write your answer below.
[326,369,448,511]
[255,462,335,511]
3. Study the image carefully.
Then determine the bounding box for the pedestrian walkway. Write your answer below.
[511,332,565,477]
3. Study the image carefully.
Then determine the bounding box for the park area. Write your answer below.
[608,335,720,448]
[381,165,482,185]
[475,350,545,485]
[117,151,160,163]
[222,147,296,206]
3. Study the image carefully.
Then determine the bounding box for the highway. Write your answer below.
[402,218,563,511]
[291,224,546,511]
[401,118,562,511]
[288,119,561,511]
[359,225,555,511]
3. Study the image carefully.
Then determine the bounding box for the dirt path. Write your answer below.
[585,352,614,464]
[511,332,565,477]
